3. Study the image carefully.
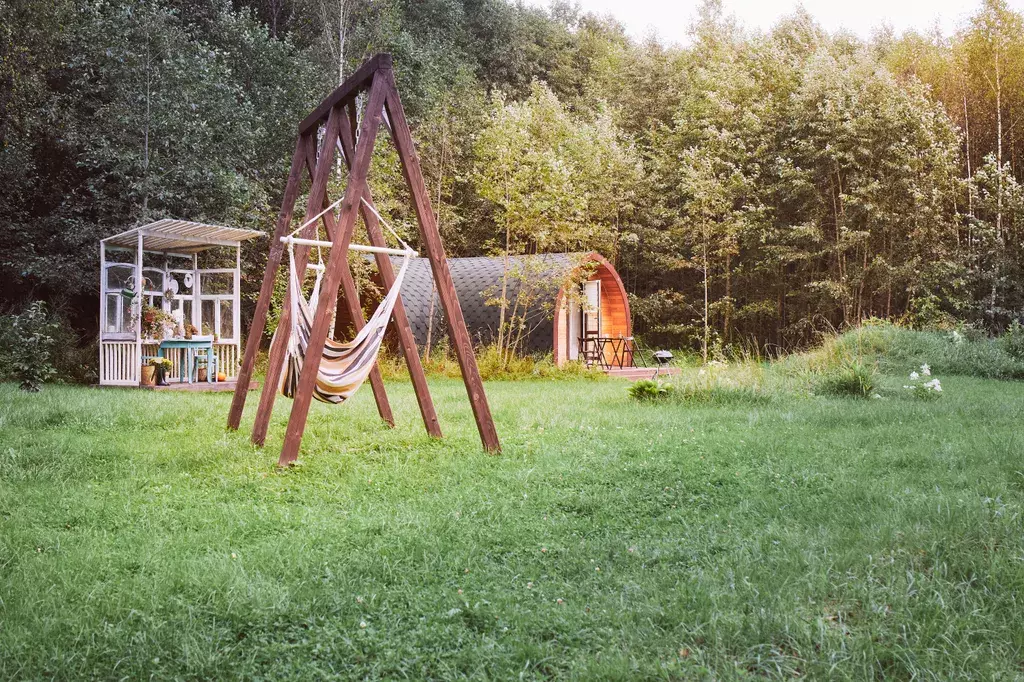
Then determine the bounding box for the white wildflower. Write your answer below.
[909,371,920,381]
[920,364,931,376]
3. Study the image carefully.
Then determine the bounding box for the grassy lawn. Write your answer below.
[2,368,1024,679]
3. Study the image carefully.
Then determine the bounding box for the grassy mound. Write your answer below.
[830,324,1024,380]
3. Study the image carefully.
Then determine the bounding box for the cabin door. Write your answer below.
[567,280,600,362]
[583,280,601,337]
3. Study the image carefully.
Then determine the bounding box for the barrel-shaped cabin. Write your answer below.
[378,252,634,367]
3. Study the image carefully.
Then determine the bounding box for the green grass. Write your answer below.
[2,365,1024,679]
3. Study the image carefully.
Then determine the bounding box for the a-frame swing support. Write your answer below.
[227,54,500,463]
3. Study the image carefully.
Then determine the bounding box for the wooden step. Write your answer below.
[604,367,681,380]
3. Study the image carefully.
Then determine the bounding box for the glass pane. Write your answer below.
[200,272,234,295]
[105,294,119,332]
[106,265,133,291]
[183,299,194,329]
[201,300,216,336]
[219,300,234,340]
[168,301,184,336]
[142,268,164,294]
[167,271,192,297]
[121,297,134,332]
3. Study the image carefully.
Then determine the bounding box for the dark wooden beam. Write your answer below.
[298,53,391,135]
[278,73,389,466]
[252,106,344,446]
[227,135,307,431]
[301,135,395,428]
[380,69,501,453]
[337,111,443,438]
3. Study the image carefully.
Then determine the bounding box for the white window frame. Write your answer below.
[101,262,138,339]
[196,268,239,343]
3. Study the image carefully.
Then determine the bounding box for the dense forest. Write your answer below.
[2,0,1024,364]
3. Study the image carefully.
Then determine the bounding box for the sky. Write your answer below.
[524,0,1024,45]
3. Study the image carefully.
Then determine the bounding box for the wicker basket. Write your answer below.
[140,365,156,386]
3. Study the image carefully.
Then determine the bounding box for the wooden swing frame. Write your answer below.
[227,54,500,465]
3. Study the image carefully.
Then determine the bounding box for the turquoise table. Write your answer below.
[158,338,215,384]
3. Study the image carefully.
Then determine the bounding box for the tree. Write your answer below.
[472,79,641,360]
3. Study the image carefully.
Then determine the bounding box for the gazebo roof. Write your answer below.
[101,219,264,254]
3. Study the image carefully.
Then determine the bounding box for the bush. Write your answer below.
[628,379,674,402]
[0,302,60,391]
[999,320,1024,361]
[813,359,876,398]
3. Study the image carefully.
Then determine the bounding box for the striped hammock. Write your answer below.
[280,244,412,404]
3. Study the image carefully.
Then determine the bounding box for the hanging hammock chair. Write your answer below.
[279,199,414,405]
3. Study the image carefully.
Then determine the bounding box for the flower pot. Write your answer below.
[140,365,156,386]
[197,368,207,382]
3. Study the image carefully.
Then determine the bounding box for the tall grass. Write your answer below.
[378,342,606,382]
[831,324,1024,380]
[629,323,1024,407]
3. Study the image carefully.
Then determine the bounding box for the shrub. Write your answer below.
[813,359,876,398]
[0,302,60,391]
[628,379,674,402]
[999,320,1024,361]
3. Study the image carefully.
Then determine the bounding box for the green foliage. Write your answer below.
[812,359,877,398]
[148,357,173,370]
[0,0,320,316]
[627,378,674,401]
[999,320,1024,360]
[0,301,60,391]
[472,80,641,255]
[5,0,1024,368]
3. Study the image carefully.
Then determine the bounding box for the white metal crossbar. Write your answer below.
[280,235,416,257]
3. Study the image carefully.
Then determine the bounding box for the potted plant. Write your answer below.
[150,356,173,386]
[140,361,157,386]
[139,304,175,340]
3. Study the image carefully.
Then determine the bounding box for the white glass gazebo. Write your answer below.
[98,219,263,387]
